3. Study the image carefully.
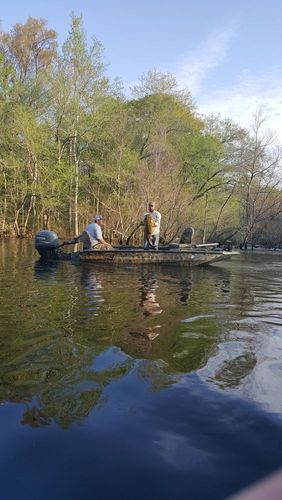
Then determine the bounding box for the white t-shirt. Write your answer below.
[143,210,161,235]
[85,222,103,244]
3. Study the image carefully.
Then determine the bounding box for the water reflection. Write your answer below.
[211,352,257,388]
[179,277,191,304]
[199,255,282,412]
[34,259,60,282]
[2,242,282,499]
[122,269,163,347]
[0,261,231,427]
[1,246,282,428]
[140,270,163,316]
[80,265,104,317]
[21,404,51,427]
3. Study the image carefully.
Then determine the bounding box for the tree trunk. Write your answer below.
[2,170,7,234]
[73,131,79,236]
[202,192,208,243]
[22,195,35,236]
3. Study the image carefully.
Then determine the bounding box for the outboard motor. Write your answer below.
[35,230,60,259]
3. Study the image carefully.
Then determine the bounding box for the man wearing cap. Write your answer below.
[143,201,161,250]
[79,215,112,250]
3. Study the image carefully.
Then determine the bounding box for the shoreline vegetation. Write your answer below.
[0,15,281,248]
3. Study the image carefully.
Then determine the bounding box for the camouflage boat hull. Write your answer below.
[64,247,238,266]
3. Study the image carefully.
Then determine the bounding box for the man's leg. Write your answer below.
[152,234,159,250]
[144,233,149,250]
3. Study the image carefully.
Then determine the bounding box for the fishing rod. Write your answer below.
[125,222,143,245]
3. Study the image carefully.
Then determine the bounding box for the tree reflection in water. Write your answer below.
[1,253,261,428]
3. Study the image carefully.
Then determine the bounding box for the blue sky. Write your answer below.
[1,0,282,138]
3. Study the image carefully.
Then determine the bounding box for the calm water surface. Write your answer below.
[0,240,282,500]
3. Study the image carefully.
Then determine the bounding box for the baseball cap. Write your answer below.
[94,214,104,222]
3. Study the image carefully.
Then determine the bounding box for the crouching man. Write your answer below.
[78,215,112,250]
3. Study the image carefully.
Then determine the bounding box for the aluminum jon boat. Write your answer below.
[35,230,239,266]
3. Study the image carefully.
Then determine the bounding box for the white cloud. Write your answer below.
[173,26,236,96]
[197,70,282,141]
[127,23,282,142]
[165,25,282,141]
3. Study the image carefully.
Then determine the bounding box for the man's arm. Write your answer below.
[141,212,147,224]
[97,236,112,248]
[154,212,161,228]
[95,225,112,248]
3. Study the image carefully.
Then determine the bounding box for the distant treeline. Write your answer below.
[0,14,282,247]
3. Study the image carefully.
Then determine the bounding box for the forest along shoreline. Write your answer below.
[0,15,281,249]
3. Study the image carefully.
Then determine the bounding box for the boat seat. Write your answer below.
[180,227,194,244]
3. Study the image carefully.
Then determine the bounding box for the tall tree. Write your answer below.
[0,17,57,83]
[49,13,109,235]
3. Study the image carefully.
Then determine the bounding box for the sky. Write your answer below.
[1,0,282,139]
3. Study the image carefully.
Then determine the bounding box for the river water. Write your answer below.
[0,240,282,500]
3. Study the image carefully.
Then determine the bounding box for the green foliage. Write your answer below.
[0,16,281,245]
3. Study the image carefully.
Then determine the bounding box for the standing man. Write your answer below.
[78,215,112,250]
[143,201,161,250]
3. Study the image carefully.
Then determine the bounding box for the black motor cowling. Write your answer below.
[35,230,60,259]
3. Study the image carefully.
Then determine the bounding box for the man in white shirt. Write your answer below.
[80,215,112,250]
[143,201,161,250]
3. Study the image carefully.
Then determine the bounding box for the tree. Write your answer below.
[128,90,203,242]
[0,17,57,83]
[131,69,194,108]
[48,13,109,235]
[237,111,282,248]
